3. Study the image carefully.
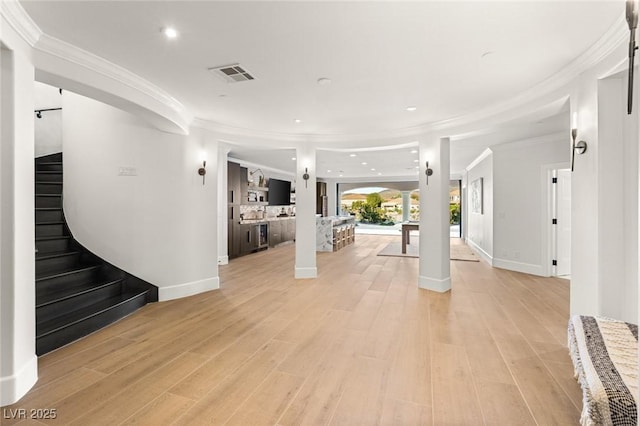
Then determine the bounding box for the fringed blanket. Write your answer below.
[568,315,638,426]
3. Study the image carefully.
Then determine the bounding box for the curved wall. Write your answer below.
[62,91,219,301]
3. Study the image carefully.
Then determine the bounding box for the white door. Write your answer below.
[556,169,571,276]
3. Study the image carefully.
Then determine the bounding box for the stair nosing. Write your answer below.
[36,250,80,261]
[37,291,148,338]
[36,235,71,241]
[35,182,63,185]
[35,194,62,197]
[36,278,124,309]
[35,221,65,225]
[36,264,101,282]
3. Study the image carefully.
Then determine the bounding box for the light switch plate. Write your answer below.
[118,166,138,176]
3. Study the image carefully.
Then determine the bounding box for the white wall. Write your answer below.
[62,92,219,301]
[465,150,493,262]
[569,40,633,319]
[595,73,638,323]
[34,81,62,157]
[492,134,568,276]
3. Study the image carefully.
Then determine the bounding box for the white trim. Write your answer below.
[158,277,220,302]
[0,354,38,406]
[217,255,229,265]
[492,258,547,277]
[34,35,192,128]
[295,267,317,279]
[0,0,42,46]
[465,148,493,172]
[466,238,493,265]
[190,14,626,144]
[418,275,451,293]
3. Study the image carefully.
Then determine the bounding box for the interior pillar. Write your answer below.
[401,191,411,222]
[418,136,451,292]
[0,43,38,406]
[294,144,317,278]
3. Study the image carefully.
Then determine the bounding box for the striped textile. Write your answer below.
[568,315,638,426]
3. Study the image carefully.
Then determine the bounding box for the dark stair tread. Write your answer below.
[36,171,62,173]
[35,194,62,197]
[35,221,65,225]
[37,290,148,338]
[36,235,70,241]
[35,181,63,185]
[37,278,123,308]
[35,207,63,211]
[36,250,79,261]
[37,162,63,166]
[36,263,101,282]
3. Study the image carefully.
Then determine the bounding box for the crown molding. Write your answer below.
[430,13,628,134]
[1,0,42,46]
[5,1,627,146]
[465,148,493,171]
[34,34,192,127]
[195,13,627,146]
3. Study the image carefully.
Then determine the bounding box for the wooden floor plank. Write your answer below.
[2,235,580,425]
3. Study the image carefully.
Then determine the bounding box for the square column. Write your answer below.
[418,136,451,292]
[294,144,317,278]
[0,43,38,405]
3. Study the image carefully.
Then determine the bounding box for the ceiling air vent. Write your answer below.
[208,64,255,83]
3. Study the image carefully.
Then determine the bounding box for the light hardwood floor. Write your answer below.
[3,235,581,425]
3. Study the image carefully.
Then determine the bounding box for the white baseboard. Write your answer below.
[466,239,493,265]
[418,275,451,292]
[492,258,547,277]
[218,255,229,265]
[158,276,220,301]
[295,267,317,279]
[0,354,38,406]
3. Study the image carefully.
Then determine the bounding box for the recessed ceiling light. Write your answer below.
[413,159,419,163]
[370,168,376,171]
[406,106,417,112]
[411,149,418,154]
[415,166,419,169]
[361,162,367,165]
[349,154,357,157]
[291,157,296,161]
[294,119,301,123]
[377,172,382,176]
[162,27,178,39]
[317,78,332,86]
[327,170,332,173]
[339,174,343,177]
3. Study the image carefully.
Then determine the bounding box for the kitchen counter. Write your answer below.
[239,216,295,224]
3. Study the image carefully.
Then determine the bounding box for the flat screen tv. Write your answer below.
[268,178,291,206]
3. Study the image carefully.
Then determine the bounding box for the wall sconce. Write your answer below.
[198,160,206,185]
[302,167,310,188]
[425,161,433,185]
[570,113,588,172]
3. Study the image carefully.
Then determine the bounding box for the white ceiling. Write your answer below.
[22,1,621,177]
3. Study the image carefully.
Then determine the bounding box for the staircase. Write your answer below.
[35,153,157,355]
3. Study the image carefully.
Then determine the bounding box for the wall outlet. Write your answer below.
[118,166,138,176]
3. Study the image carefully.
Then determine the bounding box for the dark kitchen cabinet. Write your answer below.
[228,162,241,259]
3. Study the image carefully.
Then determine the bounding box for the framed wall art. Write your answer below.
[470,177,483,214]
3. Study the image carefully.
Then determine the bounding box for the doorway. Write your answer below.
[554,169,571,278]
